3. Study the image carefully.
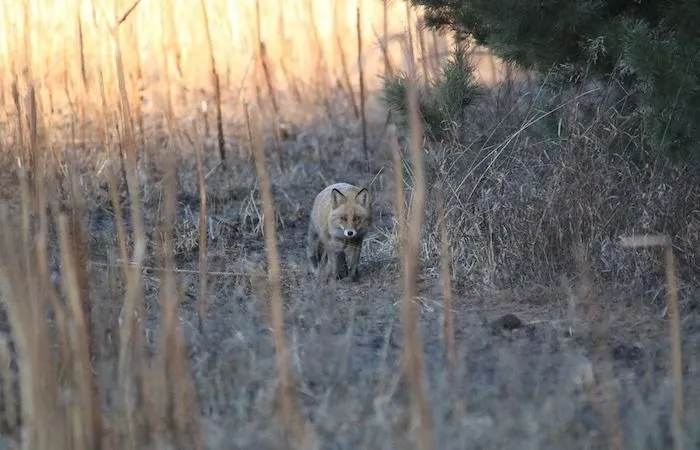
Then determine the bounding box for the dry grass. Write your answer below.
[0,0,698,449]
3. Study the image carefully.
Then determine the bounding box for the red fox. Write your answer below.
[307,182,372,282]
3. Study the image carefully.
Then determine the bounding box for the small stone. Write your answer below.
[493,313,523,331]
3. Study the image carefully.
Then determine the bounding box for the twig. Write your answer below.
[115,0,142,28]
[399,4,435,446]
[89,260,270,278]
[199,0,226,166]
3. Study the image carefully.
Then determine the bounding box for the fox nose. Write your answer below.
[344,229,356,238]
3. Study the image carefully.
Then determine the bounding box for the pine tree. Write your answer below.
[381,44,481,142]
[392,0,700,160]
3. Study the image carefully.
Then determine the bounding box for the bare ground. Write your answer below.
[1,94,699,449]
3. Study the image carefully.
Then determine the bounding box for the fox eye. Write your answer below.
[340,215,347,222]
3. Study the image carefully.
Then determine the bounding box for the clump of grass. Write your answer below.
[404,67,700,290]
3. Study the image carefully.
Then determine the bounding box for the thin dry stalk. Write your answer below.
[416,19,430,83]
[121,5,145,152]
[56,213,101,450]
[93,48,129,277]
[1,0,15,104]
[24,85,58,410]
[0,164,64,450]
[65,114,94,353]
[160,0,185,109]
[64,154,102,446]
[149,203,176,439]
[305,0,333,113]
[244,102,316,450]
[114,167,147,448]
[388,124,405,254]
[112,1,133,198]
[0,336,17,432]
[382,0,393,78]
[161,0,183,79]
[275,0,302,103]
[19,0,33,175]
[334,0,359,118]
[575,247,623,450]
[356,3,369,172]
[106,159,130,275]
[154,155,204,449]
[156,0,177,136]
[664,244,684,450]
[258,39,285,172]
[621,234,684,450]
[398,10,435,447]
[201,98,211,138]
[90,260,270,278]
[27,84,40,213]
[194,125,208,333]
[11,79,27,169]
[76,9,88,91]
[437,195,456,374]
[115,0,143,26]
[199,0,226,166]
[254,2,279,117]
[430,31,441,80]
[112,11,148,444]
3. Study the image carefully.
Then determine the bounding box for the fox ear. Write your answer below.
[331,188,346,208]
[355,188,369,207]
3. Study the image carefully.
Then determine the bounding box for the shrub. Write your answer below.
[396,0,700,161]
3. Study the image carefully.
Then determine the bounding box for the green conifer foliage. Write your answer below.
[387,0,700,160]
[381,45,482,142]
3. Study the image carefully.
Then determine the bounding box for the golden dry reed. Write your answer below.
[245,100,318,449]
[393,2,435,447]
[574,247,623,450]
[621,235,684,450]
[356,3,369,170]
[437,196,456,374]
[0,0,486,124]
[198,0,226,164]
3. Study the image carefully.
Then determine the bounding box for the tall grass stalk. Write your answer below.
[397,5,435,447]
[356,3,369,172]
[199,0,226,165]
[621,234,685,450]
[245,101,316,449]
[575,247,623,450]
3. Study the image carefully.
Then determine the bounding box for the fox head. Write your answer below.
[328,188,371,240]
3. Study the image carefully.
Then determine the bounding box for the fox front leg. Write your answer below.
[306,222,331,277]
[345,239,363,282]
[336,251,349,279]
[323,239,348,280]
